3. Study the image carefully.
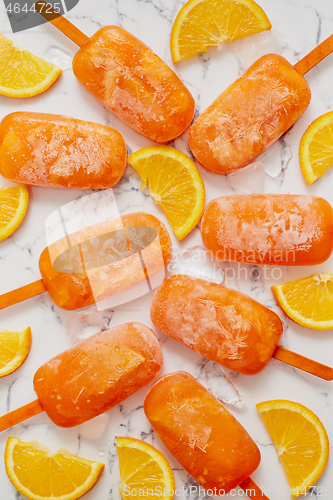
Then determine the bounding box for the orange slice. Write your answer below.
[117,437,175,500]
[257,400,329,498]
[0,33,62,97]
[0,327,32,377]
[299,111,333,184]
[5,437,105,500]
[0,185,29,241]
[170,0,271,63]
[272,273,333,330]
[128,146,205,240]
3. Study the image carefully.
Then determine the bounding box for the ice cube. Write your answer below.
[196,361,244,405]
[67,305,113,344]
[79,414,109,439]
[228,161,265,194]
[167,245,224,284]
[233,30,289,70]
[257,137,292,180]
[44,46,73,70]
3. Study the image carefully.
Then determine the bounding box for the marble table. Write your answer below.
[0,0,333,498]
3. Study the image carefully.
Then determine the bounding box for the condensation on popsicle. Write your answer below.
[32,322,163,427]
[144,372,261,493]
[39,212,172,310]
[72,26,195,143]
[188,54,311,174]
[0,112,127,189]
[151,275,283,375]
[201,194,333,266]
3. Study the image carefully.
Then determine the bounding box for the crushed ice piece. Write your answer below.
[167,245,224,284]
[228,161,265,194]
[79,414,109,439]
[98,448,106,457]
[44,46,72,70]
[197,361,244,405]
[233,30,289,69]
[257,137,292,179]
[67,305,113,344]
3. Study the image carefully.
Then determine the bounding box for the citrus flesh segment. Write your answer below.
[272,273,333,330]
[0,327,32,377]
[0,185,29,241]
[299,111,333,184]
[128,146,205,240]
[257,400,329,499]
[0,33,62,97]
[117,437,175,500]
[170,0,271,63]
[5,437,105,500]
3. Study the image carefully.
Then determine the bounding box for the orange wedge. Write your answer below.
[299,111,333,184]
[170,0,271,63]
[5,437,105,500]
[0,327,32,377]
[0,185,29,241]
[0,33,61,98]
[128,146,205,240]
[257,400,329,498]
[117,437,175,500]
[272,273,333,330]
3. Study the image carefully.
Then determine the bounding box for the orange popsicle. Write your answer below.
[201,195,333,265]
[0,112,127,189]
[72,26,195,143]
[34,322,162,427]
[151,275,283,375]
[144,372,261,494]
[39,212,172,310]
[188,54,311,174]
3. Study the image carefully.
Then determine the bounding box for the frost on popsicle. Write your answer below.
[167,245,224,284]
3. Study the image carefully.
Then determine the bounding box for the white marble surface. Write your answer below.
[1,0,333,499]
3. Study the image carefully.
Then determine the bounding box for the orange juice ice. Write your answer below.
[34,322,162,427]
[144,372,261,493]
[201,194,333,265]
[188,55,311,174]
[72,26,195,143]
[151,275,283,375]
[39,212,172,310]
[0,112,127,189]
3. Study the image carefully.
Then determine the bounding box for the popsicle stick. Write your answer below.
[239,477,270,499]
[294,33,333,75]
[273,346,333,381]
[0,400,44,432]
[0,279,46,310]
[35,1,88,47]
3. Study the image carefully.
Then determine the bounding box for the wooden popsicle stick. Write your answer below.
[0,279,46,311]
[294,33,333,76]
[0,400,44,432]
[273,346,333,381]
[35,1,88,47]
[239,477,270,499]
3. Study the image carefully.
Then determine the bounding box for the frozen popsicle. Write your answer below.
[144,372,264,496]
[0,322,163,430]
[150,275,333,380]
[188,30,333,174]
[0,112,127,189]
[0,212,172,311]
[35,3,195,143]
[201,195,333,266]
[188,54,311,174]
